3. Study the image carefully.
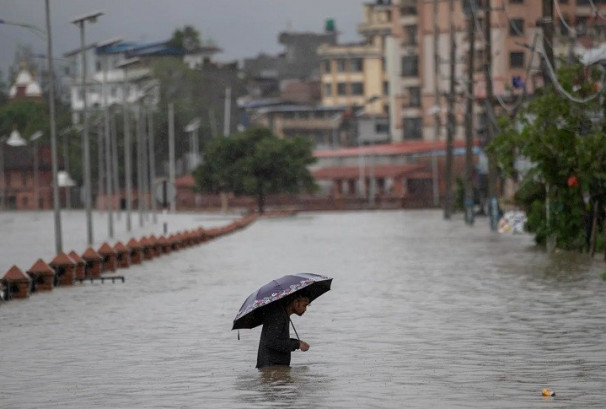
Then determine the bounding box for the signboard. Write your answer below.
[154,180,176,208]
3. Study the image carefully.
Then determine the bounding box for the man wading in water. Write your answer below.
[256,293,311,369]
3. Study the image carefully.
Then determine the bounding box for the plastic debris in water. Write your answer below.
[542,388,555,397]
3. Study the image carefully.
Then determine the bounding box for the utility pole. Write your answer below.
[484,0,499,231]
[541,0,555,251]
[46,0,63,254]
[444,0,456,220]
[168,102,176,213]
[541,0,554,87]
[464,0,476,224]
[223,86,231,136]
[432,0,441,207]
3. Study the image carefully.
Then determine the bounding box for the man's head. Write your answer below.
[287,293,310,316]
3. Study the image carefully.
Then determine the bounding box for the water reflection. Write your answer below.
[235,366,331,408]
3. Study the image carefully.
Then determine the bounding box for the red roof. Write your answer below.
[97,242,116,255]
[27,259,55,275]
[81,247,103,261]
[50,252,76,266]
[127,238,142,249]
[314,139,476,159]
[312,164,426,180]
[113,241,129,253]
[68,250,86,265]
[3,265,31,281]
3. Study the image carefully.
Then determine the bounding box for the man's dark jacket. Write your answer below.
[256,305,300,368]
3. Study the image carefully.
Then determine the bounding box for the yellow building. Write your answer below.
[318,1,392,116]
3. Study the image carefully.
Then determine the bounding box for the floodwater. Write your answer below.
[0,210,605,408]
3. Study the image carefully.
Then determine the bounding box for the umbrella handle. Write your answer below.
[289,317,300,341]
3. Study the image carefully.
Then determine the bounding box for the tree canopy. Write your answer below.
[193,127,317,213]
[168,25,202,51]
[488,60,606,251]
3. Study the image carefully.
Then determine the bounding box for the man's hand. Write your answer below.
[299,341,310,351]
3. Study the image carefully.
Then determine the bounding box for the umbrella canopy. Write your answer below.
[232,273,332,330]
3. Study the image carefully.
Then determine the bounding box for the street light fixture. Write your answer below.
[72,10,103,246]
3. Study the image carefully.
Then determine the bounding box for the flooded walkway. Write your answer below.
[0,210,604,408]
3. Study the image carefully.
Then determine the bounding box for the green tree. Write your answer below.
[0,99,48,138]
[193,127,317,213]
[489,60,606,252]
[168,25,201,51]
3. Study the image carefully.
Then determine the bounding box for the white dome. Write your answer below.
[9,66,43,98]
[15,70,35,86]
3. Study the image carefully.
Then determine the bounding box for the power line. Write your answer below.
[587,0,606,22]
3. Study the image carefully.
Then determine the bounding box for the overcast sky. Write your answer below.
[1,0,367,81]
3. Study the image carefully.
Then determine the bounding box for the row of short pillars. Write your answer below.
[0,214,258,301]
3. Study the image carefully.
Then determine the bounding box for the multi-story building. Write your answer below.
[318,1,391,145]
[389,0,606,145]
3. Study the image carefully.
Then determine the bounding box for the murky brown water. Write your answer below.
[1,210,605,408]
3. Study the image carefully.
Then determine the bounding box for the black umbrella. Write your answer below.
[232,273,332,330]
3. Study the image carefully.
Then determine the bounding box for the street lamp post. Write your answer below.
[72,10,103,246]
[147,105,157,223]
[30,131,42,210]
[137,82,159,223]
[0,136,7,209]
[184,118,201,171]
[355,96,380,203]
[116,57,140,232]
[98,38,122,239]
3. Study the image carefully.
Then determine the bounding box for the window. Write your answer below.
[337,83,347,96]
[400,0,417,15]
[401,55,419,76]
[350,58,363,72]
[324,83,332,97]
[408,87,421,107]
[405,25,418,46]
[403,117,423,140]
[322,61,331,74]
[375,122,390,134]
[383,81,389,96]
[336,59,347,72]
[509,51,524,68]
[21,171,27,186]
[509,19,524,36]
[351,82,364,95]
